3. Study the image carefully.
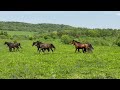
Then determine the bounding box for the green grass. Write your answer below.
[0,39,120,79]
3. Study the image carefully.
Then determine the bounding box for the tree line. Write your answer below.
[0,21,120,46]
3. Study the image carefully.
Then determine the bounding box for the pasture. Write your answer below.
[0,39,120,79]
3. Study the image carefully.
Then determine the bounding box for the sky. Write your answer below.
[0,11,120,29]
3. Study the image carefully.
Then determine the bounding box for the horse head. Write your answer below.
[4,42,8,45]
[32,42,36,46]
[70,40,75,44]
[32,41,42,46]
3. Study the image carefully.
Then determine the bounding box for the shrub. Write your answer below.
[49,31,58,39]
[0,35,8,39]
[115,37,120,47]
[29,37,33,40]
[44,35,51,40]
[61,35,72,44]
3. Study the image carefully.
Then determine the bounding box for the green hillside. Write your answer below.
[0,21,75,32]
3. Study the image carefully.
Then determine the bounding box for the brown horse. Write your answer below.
[71,40,94,53]
[4,42,22,52]
[32,41,55,53]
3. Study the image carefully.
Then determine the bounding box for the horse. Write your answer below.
[4,42,22,52]
[32,41,45,52]
[14,42,22,51]
[71,40,94,53]
[32,41,55,53]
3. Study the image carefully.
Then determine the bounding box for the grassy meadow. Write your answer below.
[0,22,120,79]
[0,38,120,79]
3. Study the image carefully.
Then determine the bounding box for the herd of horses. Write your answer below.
[4,40,94,53]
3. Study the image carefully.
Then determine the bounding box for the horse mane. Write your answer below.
[5,42,13,45]
[36,41,43,44]
[73,40,81,43]
[38,42,43,44]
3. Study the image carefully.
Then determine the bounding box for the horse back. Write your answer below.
[75,43,85,48]
[40,43,48,48]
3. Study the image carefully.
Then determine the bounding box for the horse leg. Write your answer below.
[17,47,19,51]
[42,48,45,52]
[47,48,50,52]
[78,49,81,53]
[41,48,45,53]
[50,48,53,52]
[86,47,89,52]
[12,47,15,52]
[82,48,84,53]
[9,47,12,52]
[9,48,10,52]
[78,49,80,52]
[13,47,15,51]
[16,46,18,51]
[82,48,86,53]
[39,48,43,53]
[75,48,77,53]
[83,48,86,53]
[37,47,39,52]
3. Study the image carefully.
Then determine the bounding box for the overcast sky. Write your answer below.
[0,11,120,29]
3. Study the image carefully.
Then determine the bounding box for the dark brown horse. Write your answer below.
[32,41,45,52]
[14,42,22,51]
[4,42,22,52]
[71,40,94,53]
[32,41,55,53]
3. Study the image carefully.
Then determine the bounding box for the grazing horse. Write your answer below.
[4,42,22,52]
[71,40,94,53]
[32,41,55,53]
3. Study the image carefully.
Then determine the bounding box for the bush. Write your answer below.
[29,37,33,40]
[61,35,72,44]
[50,31,58,39]
[0,35,8,39]
[44,35,51,40]
[115,37,120,47]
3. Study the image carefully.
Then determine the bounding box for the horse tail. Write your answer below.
[89,44,94,50]
[51,44,55,50]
